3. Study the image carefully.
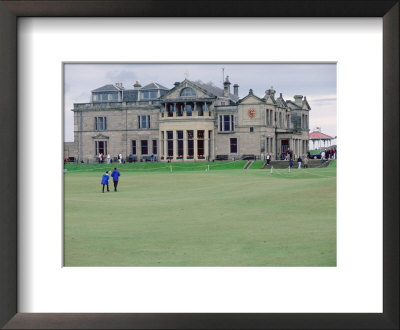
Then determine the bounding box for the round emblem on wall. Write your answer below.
[248,108,256,118]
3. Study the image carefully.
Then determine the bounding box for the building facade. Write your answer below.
[70,77,310,162]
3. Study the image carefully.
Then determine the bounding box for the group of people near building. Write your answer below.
[101,167,121,193]
[321,147,336,161]
[98,153,123,164]
[288,156,309,169]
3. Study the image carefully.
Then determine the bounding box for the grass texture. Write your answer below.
[64,161,336,266]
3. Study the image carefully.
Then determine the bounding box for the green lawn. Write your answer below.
[64,161,336,266]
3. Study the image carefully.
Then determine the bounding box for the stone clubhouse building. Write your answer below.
[66,77,310,163]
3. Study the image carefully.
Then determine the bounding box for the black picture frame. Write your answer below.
[0,1,398,329]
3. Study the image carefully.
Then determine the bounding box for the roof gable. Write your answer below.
[91,84,121,93]
[238,90,265,104]
[263,94,277,105]
[161,79,217,100]
[302,98,311,110]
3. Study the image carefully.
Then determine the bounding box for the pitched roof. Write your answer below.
[238,89,265,104]
[286,100,302,109]
[91,84,122,93]
[122,90,138,102]
[141,82,169,90]
[276,95,287,107]
[191,80,239,101]
[309,131,333,140]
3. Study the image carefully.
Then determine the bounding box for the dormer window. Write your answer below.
[92,92,118,102]
[180,87,196,97]
[141,90,158,99]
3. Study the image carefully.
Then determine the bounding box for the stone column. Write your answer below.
[173,130,177,160]
[194,129,198,161]
[183,130,188,160]
[210,129,215,160]
[163,131,167,161]
[159,130,162,159]
[204,130,209,160]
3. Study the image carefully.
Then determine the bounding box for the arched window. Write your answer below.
[180,87,196,97]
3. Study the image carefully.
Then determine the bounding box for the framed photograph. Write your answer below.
[0,1,398,329]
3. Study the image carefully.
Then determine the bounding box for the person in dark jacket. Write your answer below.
[297,156,302,168]
[101,171,110,193]
[111,167,120,192]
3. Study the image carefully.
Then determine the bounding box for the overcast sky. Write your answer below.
[64,63,336,142]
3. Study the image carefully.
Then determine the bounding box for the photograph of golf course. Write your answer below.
[64,63,337,267]
[64,160,336,266]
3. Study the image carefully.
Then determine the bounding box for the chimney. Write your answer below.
[294,95,303,106]
[265,86,276,98]
[233,84,239,97]
[269,86,276,97]
[223,75,231,98]
[133,81,142,90]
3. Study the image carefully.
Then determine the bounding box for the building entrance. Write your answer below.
[281,139,289,153]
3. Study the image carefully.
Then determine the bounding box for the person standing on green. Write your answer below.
[101,170,110,193]
[111,167,121,192]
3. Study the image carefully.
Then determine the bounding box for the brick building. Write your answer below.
[68,77,310,162]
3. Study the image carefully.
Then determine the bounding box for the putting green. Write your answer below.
[64,161,336,266]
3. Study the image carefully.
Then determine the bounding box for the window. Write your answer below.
[197,130,204,158]
[177,131,183,158]
[230,138,237,153]
[141,90,158,99]
[141,140,148,155]
[287,114,290,128]
[152,140,157,155]
[168,104,174,117]
[95,141,107,155]
[185,104,192,116]
[180,87,196,97]
[250,127,254,133]
[279,113,282,127]
[224,116,230,131]
[198,104,205,116]
[138,115,151,129]
[219,115,234,132]
[187,130,194,158]
[95,117,107,131]
[132,140,136,155]
[167,131,173,157]
[92,93,118,102]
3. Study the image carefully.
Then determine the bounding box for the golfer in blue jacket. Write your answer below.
[111,167,121,192]
[101,170,110,193]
